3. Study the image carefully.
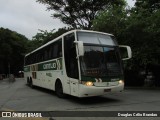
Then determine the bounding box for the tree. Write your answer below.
[93,3,127,39]
[93,0,160,69]
[134,0,160,13]
[0,27,29,75]
[29,27,71,52]
[36,0,125,29]
[123,0,160,68]
[124,0,160,86]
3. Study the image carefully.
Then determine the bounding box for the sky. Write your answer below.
[0,0,135,40]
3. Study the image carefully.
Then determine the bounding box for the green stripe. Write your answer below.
[24,58,62,72]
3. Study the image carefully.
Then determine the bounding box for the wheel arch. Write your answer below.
[54,78,66,98]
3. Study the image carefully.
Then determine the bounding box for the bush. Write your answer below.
[124,70,145,86]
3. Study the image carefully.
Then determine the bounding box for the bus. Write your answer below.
[24,30,131,98]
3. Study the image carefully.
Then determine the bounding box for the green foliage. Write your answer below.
[93,3,127,38]
[135,0,160,13]
[93,0,160,71]
[37,0,126,29]
[124,4,160,69]
[0,27,29,75]
[29,27,71,52]
[0,27,71,75]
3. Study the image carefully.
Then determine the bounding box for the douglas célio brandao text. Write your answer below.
[118,112,158,117]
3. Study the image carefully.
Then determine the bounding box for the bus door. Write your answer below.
[64,33,79,96]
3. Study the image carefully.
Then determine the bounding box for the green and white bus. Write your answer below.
[24,30,131,98]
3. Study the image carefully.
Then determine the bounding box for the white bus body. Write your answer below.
[24,30,131,97]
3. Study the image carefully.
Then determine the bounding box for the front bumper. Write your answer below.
[78,83,124,97]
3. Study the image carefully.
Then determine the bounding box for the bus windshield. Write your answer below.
[80,45,123,77]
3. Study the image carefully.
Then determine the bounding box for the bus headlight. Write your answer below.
[119,80,124,84]
[85,81,93,86]
[81,81,94,86]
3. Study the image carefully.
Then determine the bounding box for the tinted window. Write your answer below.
[64,33,78,79]
[77,32,117,46]
[25,39,62,65]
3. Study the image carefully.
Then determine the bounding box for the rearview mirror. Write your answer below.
[74,41,84,57]
[119,45,132,60]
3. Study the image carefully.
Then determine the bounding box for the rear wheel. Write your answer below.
[29,78,34,88]
[55,80,66,98]
[27,77,30,85]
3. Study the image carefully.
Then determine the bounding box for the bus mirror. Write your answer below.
[74,41,84,57]
[119,45,132,61]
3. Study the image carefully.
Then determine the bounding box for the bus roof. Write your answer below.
[25,30,113,57]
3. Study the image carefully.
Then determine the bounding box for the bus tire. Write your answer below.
[55,80,66,98]
[29,78,34,88]
[27,77,30,85]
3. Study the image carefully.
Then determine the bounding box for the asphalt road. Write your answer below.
[0,78,160,120]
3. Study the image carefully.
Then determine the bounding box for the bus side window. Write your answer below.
[44,48,48,61]
[53,43,58,59]
[40,50,44,62]
[48,45,53,60]
[57,40,62,57]
[51,39,62,59]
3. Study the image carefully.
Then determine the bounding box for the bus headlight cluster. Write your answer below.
[119,80,124,84]
[81,81,94,86]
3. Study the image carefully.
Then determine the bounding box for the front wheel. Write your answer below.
[55,80,66,98]
[27,77,30,85]
[29,79,34,88]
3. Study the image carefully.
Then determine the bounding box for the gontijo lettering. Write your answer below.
[43,63,56,70]
[38,59,62,71]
